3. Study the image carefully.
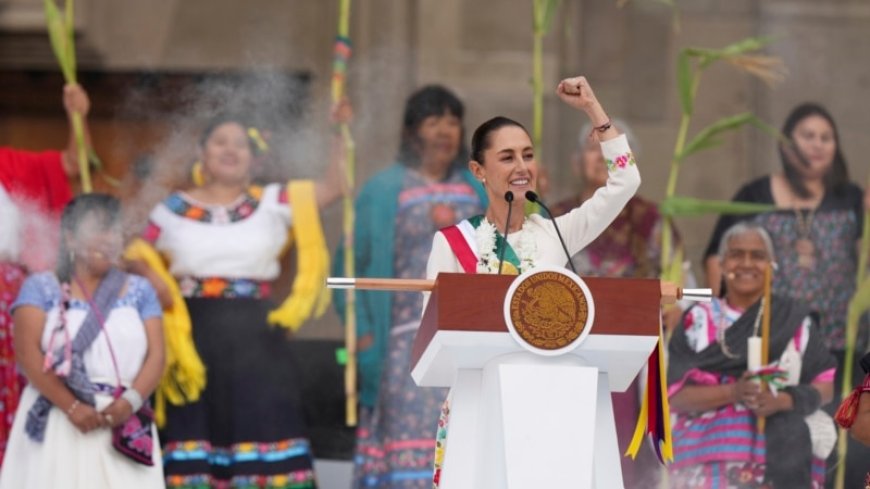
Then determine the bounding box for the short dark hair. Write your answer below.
[470,116,528,165]
[56,193,121,283]
[397,85,467,169]
[778,102,850,198]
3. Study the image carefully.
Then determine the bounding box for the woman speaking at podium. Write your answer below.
[426,76,639,283]
[425,75,641,485]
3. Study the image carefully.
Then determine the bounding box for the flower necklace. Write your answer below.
[474,216,536,274]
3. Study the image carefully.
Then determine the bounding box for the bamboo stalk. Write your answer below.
[333,0,357,427]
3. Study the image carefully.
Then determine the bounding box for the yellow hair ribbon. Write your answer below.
[123,239,206,427]
[247,127,269,153]
[268,180,331,331]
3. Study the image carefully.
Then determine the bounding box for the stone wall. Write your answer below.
[1,0,867,338]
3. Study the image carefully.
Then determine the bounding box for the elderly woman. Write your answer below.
[0,194,166,488]
[551,120,678,488]
[668,222,837,488]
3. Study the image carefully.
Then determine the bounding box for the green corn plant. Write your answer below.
[659,37,787,284]
[44,0,107,192]
[527,0,561,215]
[532,0,561,158]
[835,179,870,489]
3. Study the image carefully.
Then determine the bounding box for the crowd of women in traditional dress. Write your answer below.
[0,75,868,489]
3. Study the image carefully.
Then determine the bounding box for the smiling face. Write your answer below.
[200,121,253,185]
[721,231,771,299]
[788,114,837,180]
[470,125,538,203]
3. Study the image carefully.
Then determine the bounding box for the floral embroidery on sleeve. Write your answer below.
[604,151,637,172]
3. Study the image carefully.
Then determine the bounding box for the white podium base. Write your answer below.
[439,352,625,489]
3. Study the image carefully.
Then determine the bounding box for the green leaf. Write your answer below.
[679,112,756,161]
[684,36,775,69]
[677,51,693,116]
[533,0,561,35]
[44,0,75,82]
[660,196,777,217]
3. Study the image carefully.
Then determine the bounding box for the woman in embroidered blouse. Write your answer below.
[337,85,487,489]
[668,222,836,488]
[143,112,346,488]
[426,76,640,277]
[701,103,869,485]
[0,194,165,488]
[550,120,676,489]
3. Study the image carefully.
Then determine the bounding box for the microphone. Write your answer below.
[497,191,514,274]
[525,190,577,274]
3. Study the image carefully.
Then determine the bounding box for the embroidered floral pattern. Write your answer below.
[755,209,866,350]
[165,470,316,489]
[604,151,637,172]
[432,401,450,488]
[164,186,263,224]
[178,277,271,299]
[0,262,25,465]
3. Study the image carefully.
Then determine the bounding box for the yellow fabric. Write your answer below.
[123,239,206,427]
[625,328,674,462]
[267,180,331,331]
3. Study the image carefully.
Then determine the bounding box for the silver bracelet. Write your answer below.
[121,388,144,413]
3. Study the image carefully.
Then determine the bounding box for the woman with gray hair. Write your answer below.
[551,119,678,489]
[669,221,836,488]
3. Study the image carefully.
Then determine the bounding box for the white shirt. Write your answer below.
[427,134,642,278]
[148,183,292,280]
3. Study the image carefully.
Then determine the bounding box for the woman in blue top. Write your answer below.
[0,193,165,488]
[336,85,487,488]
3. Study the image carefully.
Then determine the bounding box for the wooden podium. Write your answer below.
[327,270,709,489]
[410,272,667,489]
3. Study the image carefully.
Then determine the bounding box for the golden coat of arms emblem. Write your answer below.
[505,268,594,354]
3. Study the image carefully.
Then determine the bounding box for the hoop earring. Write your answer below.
[192,161,206,186]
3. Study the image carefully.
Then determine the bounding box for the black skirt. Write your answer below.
[161,298,317,488]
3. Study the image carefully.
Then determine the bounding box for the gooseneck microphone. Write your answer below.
[525,190,577,274]
[497,191,514,275]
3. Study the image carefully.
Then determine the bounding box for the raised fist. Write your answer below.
[555,76,599,112]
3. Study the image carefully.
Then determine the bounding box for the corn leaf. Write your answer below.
[685,36,775,68]
[534,0,562,34]
[44,0,74,82]
[64,0,76,80]
[679,112,757,161]
[660,196,776,217]
[677,51,693,116]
